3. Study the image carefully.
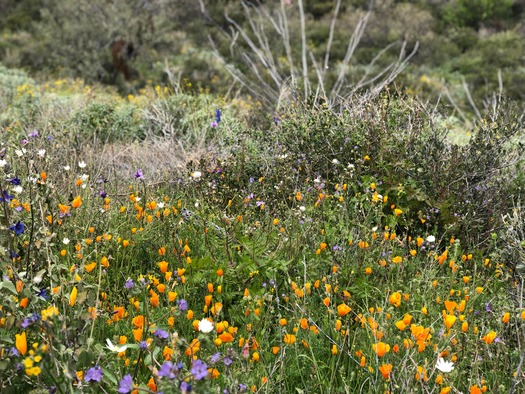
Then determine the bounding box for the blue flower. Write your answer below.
[215,109,222,123]
[7,177,21,185]
[190,359,208,380]
[85,366,103,382]
[9,221,25,235]
[117,374,133,393]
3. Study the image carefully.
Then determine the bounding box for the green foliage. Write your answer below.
[442,0,515,29]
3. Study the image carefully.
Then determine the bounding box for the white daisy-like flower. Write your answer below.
[198,318,215,333]
[78,161,86,168]
[37,149,46,158]
[15,149,26,157]
[62,238,70,245]
[332,159,340,165]
[64,165,71,171]
[80,174,89,181]
[299,206,306,212]
[192,171,202,179]
[13,186,23,194]
[436,357,454,373]
[157,202,165,209]
[106,338,128,353]
[0,159,7,167]
[427,235,436,243]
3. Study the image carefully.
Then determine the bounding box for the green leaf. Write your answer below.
[0,281,17,295]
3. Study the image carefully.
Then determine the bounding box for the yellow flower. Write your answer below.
[443,314,457,329]
[16,332,27,355]
[69,286,78,307]
[392,256,403,264]
[394,208,403,216]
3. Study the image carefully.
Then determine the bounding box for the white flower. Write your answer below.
[78,161,86,168]
[192,171,202,179]
[332,159,340,165]
[15,149,26,157]
[13,186,23,194]
[37,149,46,158]
[64,165,71,171]
[157,202,165,209]
[198,318,214,333]
[372,226,378,232]
[299,206,306,212]
[0,159,7,167]
[62,238,70,245]
[436,357,454,373]
[426,235,436,243]
[80,174,89,181]
[106,339,128,353]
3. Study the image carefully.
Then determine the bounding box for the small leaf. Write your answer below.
[0,281,17,295]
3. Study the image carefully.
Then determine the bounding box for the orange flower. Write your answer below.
[372,342,390,357]
[283,334,296,345]
[218,332,234,343]
[72,196,82,209]
[392,256,402,264]
[502,312,510,324]
[389,292,402,307]
[378,363,392,379]
[158,261,168,273]
[300,318,308,330]
[132,315,145,329]
[444,300,457,313]
[19,297,29,308]
[185,339,200,356]
[481,331,497,344]
[84,262,97,273]
[337,303,351,317]
[470,385,482,394]
[15,332,27,355]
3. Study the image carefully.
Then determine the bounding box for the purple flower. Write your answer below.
[158,361,179,379]
[239,384,247,392]
[0,190,14,202]
[99,190,107,198]
[211,352,221,364]
[118,374,133,393]
[154,329,169,340]
[139,341,148,350]
[134,169,144,180]
[190,359,208,380]
[180,381,192,392]
[210,121,218,128]
[28,130,39,138]
[125,279,134,290]
[178,299,188,311]
[215,109,222,123]
[7,177,21,185]
[223,357,232,366]
[85,366,103,382]
[9,221,25,235]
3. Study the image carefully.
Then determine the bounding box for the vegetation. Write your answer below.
[1,1,525,393]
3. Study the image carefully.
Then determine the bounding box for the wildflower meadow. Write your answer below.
[1,68,525,394]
